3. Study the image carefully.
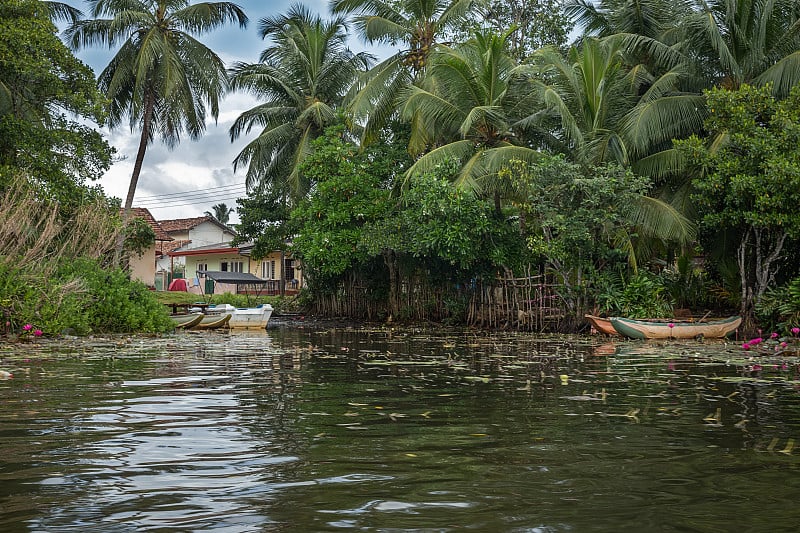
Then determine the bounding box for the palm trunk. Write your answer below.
[115,93,155,267]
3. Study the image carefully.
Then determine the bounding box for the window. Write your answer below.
[285,258,295,283]
[197,263,208,276]
[261,260,276,279]
[223,261,244,273]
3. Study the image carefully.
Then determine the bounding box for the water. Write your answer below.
[2,322,800,531]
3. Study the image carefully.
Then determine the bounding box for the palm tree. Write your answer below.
[565,0,690,41]
[42,1,82,23]
[330,0,478,145]
[399,30,542,209]
[679,0,800,98]
[204,202,233,225]
[524,36,705,180]
[229,4,368,202]
[65,0,248,216]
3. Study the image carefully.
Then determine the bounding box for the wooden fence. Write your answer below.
[309,270,571,332]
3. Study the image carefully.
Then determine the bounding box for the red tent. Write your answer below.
[168,278,188,291]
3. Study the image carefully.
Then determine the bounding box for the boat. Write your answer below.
[227,304,274,329]
[585,314,619,336]
[610,316,742,340]
[193,313,232,330]
[171,312,204,329]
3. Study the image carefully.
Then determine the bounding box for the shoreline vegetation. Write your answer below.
[2,0,799,340]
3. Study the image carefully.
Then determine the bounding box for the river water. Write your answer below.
[2,321,800,532]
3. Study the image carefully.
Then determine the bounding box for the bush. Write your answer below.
[594,270,674,318]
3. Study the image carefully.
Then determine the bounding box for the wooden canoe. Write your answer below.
[193,313,232,330]
[585,314,619,336]
[610,316,742,340]
[171,312,204,329]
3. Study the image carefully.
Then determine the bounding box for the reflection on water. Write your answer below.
[2,323,800,531]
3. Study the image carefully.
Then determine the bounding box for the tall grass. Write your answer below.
[0,175,172,335]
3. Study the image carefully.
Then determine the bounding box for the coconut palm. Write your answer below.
[330,0,478,145]
[525,36,704,172]
[43,1,82,23]
[565,0,690,41]
[678,0,800,98]
[65,0,248,215]
[399,30,542,209]
[229,4,368,202]
[521,37,697,263]
[204,202,234,225]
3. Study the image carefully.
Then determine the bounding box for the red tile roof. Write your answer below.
[159,216,210,233]
[157,239,191,256]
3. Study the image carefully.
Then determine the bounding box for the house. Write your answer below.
[156,216,237,273]
[167,242,303,296]
[125,207,173,287]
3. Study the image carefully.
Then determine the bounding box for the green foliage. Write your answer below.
[453,0,571,60]
[677,84,800,314]
[0,0,114,209]
[291,127,392,286]
[67,0,247,211]
[507,155,647,279]
[59,259,173,334]
[685,84,800,236]
[234,187,294,259]
[392,170,514,272]
[662,254,711,310]
[595,270,674,318]
[0,258,173,336]
[123,216,156,258]
[756,277,800,331]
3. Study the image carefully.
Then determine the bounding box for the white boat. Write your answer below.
[227,304,273,329]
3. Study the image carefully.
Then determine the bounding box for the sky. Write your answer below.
[62,0,389,224]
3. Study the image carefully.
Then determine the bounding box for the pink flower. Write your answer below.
[668,323,675,329]
[33,329,42,337]
[22,324,32,331]
[771,332,779,339]
[781,342,788,348]
[749,337,763,345]
[742,343,751,350]
[792,327,800,335]
[752,364,763,372]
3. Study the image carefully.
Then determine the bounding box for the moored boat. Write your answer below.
[610,316,742,340]
[227,304,273,329]
[171,312,204,329]
[585,314,619,336]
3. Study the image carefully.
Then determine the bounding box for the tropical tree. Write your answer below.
[525,36,704,174]
[229,5,367,202]
[456,0,572,61]
[204,202,233,225]
[65,0,248,216]
[678,0,800,98]
[399,30,542,209]
[565,0,689,41]
[330,0,478,144]
[0,0,113,207]
[677,84,800,319]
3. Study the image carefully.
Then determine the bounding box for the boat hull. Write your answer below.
[228,305,273,329]
[610,316,742,340]
[193,313,232,330]
[585,314,619,336]
[171,313,204,329]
